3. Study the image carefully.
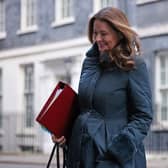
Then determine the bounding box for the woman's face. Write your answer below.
[93,19,120,53]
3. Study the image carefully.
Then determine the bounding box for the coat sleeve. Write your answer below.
[107,58,153,165]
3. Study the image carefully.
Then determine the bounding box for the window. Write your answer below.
[0,69,2,128]
[52,0,74,27]
[93,0,118,13]
[24,64,34,128]
[0,0,6,38]
[155,52,168,125]
[18,0,38,34]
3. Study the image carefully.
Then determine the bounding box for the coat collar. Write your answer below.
[86,43,119,71]
[86,43,99,58]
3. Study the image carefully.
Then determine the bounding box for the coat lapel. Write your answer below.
[79,43,102,110]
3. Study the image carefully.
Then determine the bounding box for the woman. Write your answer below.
[52,7,153,168]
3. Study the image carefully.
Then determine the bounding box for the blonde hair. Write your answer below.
[88,7,141,70]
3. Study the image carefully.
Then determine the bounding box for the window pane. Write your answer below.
[24,64,34,128]
[26,0,36,27]
[160,56,166,85]
[62,0,66,18]
[25,93,34,127]
[0,0,5,32]
[0,69,2,128]
[62,0,72,18]
[101,0,113,8]
[0,97,2,128]
[167,56,168,85]
[25,65,34,92]
[0,69,2,93]
[161,91,168,121]
[160,55,168,86]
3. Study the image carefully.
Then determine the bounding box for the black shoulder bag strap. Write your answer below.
[46,143,67,168]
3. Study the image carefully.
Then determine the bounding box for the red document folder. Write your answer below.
[36,81,78,138]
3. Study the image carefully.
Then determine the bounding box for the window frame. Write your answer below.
[51,0,75,27]
[23,64,34,128]
[0,69,2,129]
[93,0,118,14]
[155,51,168,126]
[17,0,38,35]
[0,0,6,39]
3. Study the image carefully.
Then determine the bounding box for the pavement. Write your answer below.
[0,152,65,166]
[0,152,168,167]
[0,153,51,165]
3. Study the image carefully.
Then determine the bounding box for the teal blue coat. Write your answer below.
[67,43,153,168]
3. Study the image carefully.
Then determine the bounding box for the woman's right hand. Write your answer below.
[51,134,66,146]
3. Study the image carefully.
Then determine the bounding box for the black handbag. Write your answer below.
[46,143,67,168]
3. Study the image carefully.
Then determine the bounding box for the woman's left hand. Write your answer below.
[51,134,66,146]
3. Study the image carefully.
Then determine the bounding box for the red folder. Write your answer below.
[36,81,78,138]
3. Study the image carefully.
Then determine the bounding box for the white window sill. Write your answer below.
[17,26,38,35]
[136,0,160,5]
[51,17,75,28]
[151,122,168,131]
[159,86,168,90]
[0,32,6,39]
